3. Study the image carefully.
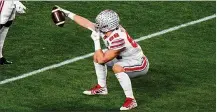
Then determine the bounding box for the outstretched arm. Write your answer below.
[73,15,95,30]
[56,6,95,31]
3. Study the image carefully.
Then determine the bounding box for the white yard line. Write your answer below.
[0,14,215,85]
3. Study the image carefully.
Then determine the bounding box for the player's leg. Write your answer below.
[0,0,6,59]
[0,22,12,65]
[105,57,118,68]
[112,64,137,110]
[108,56,149,78]
[124,57,149,78]
[83,53,108,95]
[0,1,15,65]
[112,57,149,110]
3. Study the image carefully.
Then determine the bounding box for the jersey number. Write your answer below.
[126,32,138,48]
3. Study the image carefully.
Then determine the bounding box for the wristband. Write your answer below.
[94,40,101,51]
[68,13,76,20]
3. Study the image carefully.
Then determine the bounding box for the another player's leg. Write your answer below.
[113,64,137,110]
[0,22,13,64]
[0,1,15,65]
[83,54,108,95]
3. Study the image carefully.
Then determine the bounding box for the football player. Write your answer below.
[57,6,149,110]
[0,0,26,65]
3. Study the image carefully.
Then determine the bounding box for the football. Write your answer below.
[51,6,65,27]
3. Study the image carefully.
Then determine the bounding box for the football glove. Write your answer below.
[91,31,100,41]
[91,31,101,51]
[55,5,75,20]
[14,1,26,14]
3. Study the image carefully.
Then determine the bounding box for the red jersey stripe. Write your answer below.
[110,42,125,49]
[112,39,124,44]
[0,0,4,13]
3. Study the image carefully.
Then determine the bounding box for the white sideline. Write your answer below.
[0,14,215,85]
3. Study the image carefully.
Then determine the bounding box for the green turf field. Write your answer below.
[0,1,216,112]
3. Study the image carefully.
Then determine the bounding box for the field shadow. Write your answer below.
[26,96,121,112]
[130,64,182,106]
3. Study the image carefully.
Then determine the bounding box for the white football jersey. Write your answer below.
[0,0,16,24]
[101,26,144,60]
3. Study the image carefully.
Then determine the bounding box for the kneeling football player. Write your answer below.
[57,6,149,110]
[0,0,26,65]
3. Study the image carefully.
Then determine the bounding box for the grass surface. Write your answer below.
[0,1,215,112]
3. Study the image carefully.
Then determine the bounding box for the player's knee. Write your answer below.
[112,64,125,74]
[4,21,13,27]
[93,58,98,63]
[97,60,106,64]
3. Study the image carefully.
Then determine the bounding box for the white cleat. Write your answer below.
[120,97,137,110]
[83,84,108,95]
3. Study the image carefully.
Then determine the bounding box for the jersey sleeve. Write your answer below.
[109,38,125,50]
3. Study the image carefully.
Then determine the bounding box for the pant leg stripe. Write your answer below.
[123,57,148,72]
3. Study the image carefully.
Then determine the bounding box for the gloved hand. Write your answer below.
[55,5,75,20]
[91,31,101,51]
[14,1,26,14]
[91,31,100,41]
